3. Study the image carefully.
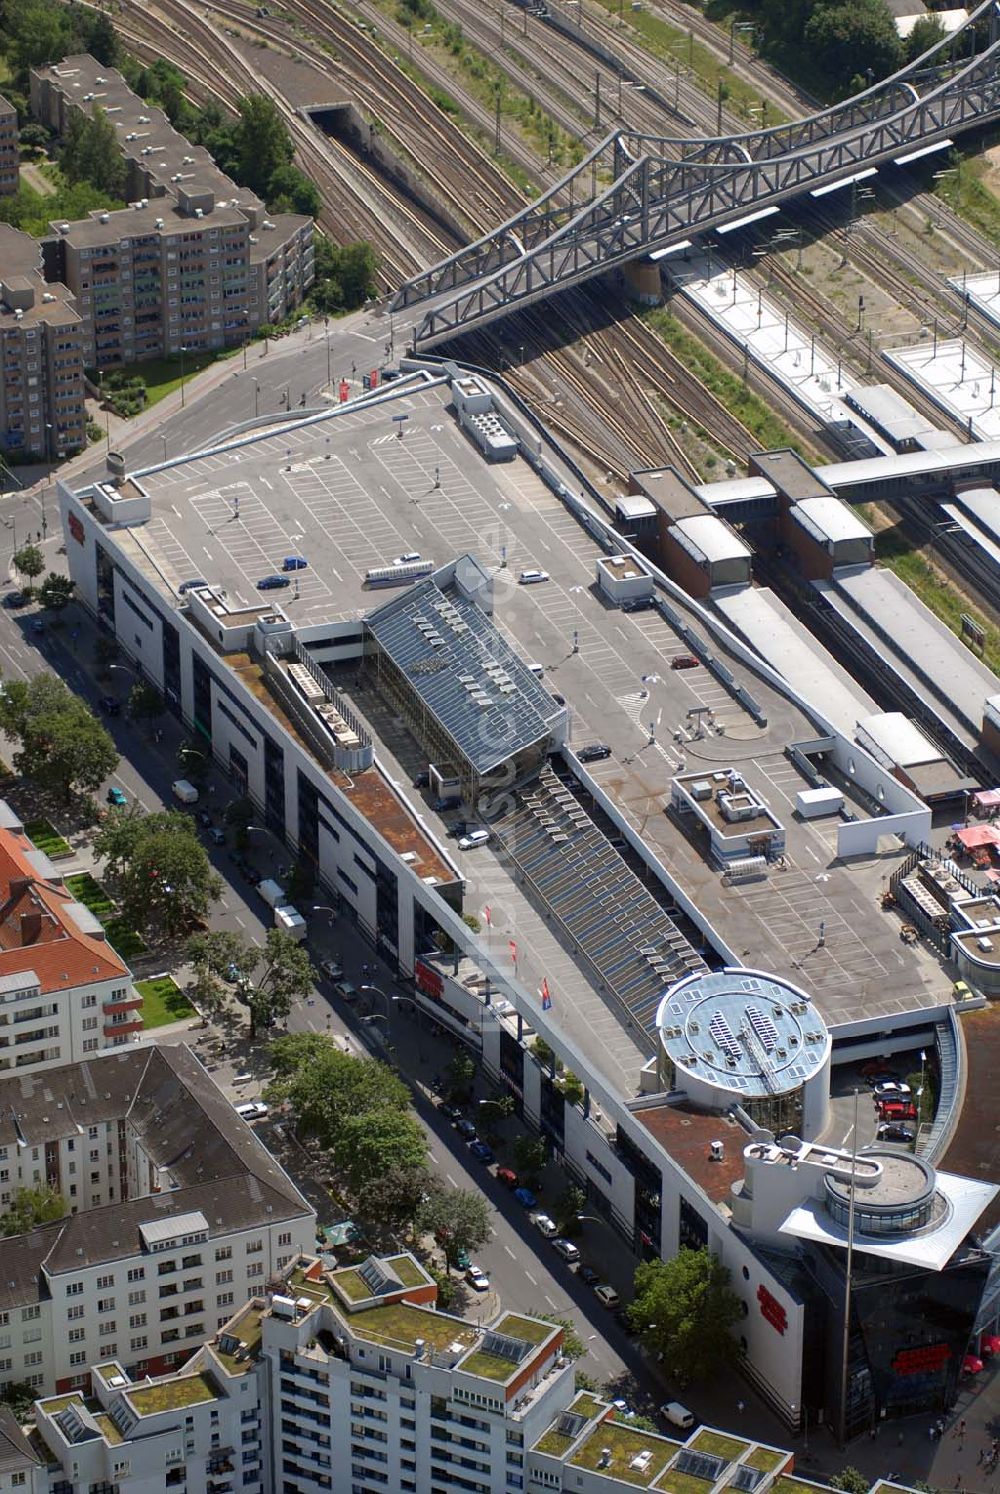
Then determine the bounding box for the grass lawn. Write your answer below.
[66,872,116,920]
[130,351,225,407]
[136,976,194,1028]
[25,818,72,858]
[104,917,147,961]
[933,147,1000,244]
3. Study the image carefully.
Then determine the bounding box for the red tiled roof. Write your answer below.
[0,829,128,993]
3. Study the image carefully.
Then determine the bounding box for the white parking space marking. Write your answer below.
[730,870,891,991]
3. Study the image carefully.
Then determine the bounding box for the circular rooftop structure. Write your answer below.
[824,1151,945,1237]
[656,968,831,1127]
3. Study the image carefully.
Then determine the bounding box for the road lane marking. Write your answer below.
[504,1245,516,1258]
[544,1294,557,1309]
[446,1173,457,1187]
[525,1271,537,1286]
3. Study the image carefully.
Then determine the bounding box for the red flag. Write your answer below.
[508,939,518,965]
[541,978,552,1010]
[483,905,492,926]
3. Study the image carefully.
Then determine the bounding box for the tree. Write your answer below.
[183,926,311,1037]
[268,1032,410,1144]
[478,1093,514,1126]
[12,544,44,593]
[512,1134,549,1185]
[0,1185,65,1236]
[94,635,118,673]
[0,673,118,803]
[231,95,293,199]
[6,1,73,81]
[362,1163,432,1240]
[127,680,164,723]
[831,1472,870,1494]
[284,860,315,904]
[92,807,222,934]
[803,0,903,97]
[419,1187,493,1271]
[245,927,313,1039]
[905,12,945,62]
[446,1050,475,1099]
[555,1184,586,1236]
[267,161,321,216]
[186,928,253,1016]
[177,738,209,781]
[80,8,122,67]
[538,1314,585,1360]
[19,122,50,152]
[0,1381,40,1419]
[60,107,125,197]
[38,572,75,610]
[311,237,380,313]
[628,1248,741,1386]
[333,1108,427,1200]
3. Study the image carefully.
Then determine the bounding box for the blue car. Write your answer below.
[282,556,308,571]
[257,575,291,590]
[513,1187,537,1209]
[106,786,127,806]
[468,1140,494,1164]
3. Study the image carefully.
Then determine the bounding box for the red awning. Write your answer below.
[974,789,1000,810]
[956,825,1000,849]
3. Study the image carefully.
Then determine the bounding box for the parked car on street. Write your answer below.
[468,1140,494,1164]
[577,743,611,763]
[454,1118,477,1140]
[551,1238,581,1264]
[877,1123,915,1143]
[532,1212,558,1238]
[497,1168,519,1189]
[106,786,127,806]
[98,695,121,716]
[465,1264,490,1292]
[594,1284,621,1308]
[234,1100,269,1120]
[319,958,343,981]
[578,1264,600,1287]
[513,1187,537,1208]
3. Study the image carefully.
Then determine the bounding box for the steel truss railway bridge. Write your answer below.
[393,0,1000,347]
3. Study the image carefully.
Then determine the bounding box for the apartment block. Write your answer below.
[0,97,18,196]
[0,227,84,459]
[0,1044,315,1397]
[0,799,135,1069]
[29,57,314,367]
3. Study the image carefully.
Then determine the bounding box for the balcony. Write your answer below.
[103,995,141,1015]
[104,1018,143,1038]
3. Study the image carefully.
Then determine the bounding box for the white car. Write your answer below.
[235,1100,269,1121]
[551,1238,581,1264]
[458,829,490,851]
[465,1264,490,1292]
[518,568,550,585]
[873,1080,911,1098]
[531,1212,558,1238]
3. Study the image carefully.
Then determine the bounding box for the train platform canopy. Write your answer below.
[855,712,974,801]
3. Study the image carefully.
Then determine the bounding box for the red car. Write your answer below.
[496,1168,518,1190]
[670,654,700,670]
[877,1099,917,1121]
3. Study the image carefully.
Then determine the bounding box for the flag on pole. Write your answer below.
[541,978,552,1011]
[508,939,518,967]
[483,905,492,927]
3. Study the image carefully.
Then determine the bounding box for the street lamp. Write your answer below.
[179,345,188,409]
[250,377,260,419]
[160,435,168,464]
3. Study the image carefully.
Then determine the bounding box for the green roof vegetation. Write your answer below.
[745,1447,789,1473]
[387,1253,428,1288]
[570,1391,604,1419]
[691,1431,749,1461]
[773,1478,835,1494]
[38,1394,83,1415]
[534,1420,580,1457]
[128,1374,217,1414]
[331,1267,373,1303]
[288,1267,334,1304]
[214,1304,265,1375]
[657,1471,715,1494]
[493,1312,556,1346]
[570,1422,677,1486]
[351,1301,475,1354]
[460,1348,524,1382]
[93,1413,123,1445]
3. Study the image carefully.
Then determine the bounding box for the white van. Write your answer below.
[458,829,490,850]
[659,1402,695,1430]
[172,778,199,804]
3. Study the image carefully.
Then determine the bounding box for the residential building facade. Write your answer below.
[0,226,84,459]
[0,1045,315,1397]
[0,799,136,1068]
[0,97,18,196]
[29,57,314,366]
